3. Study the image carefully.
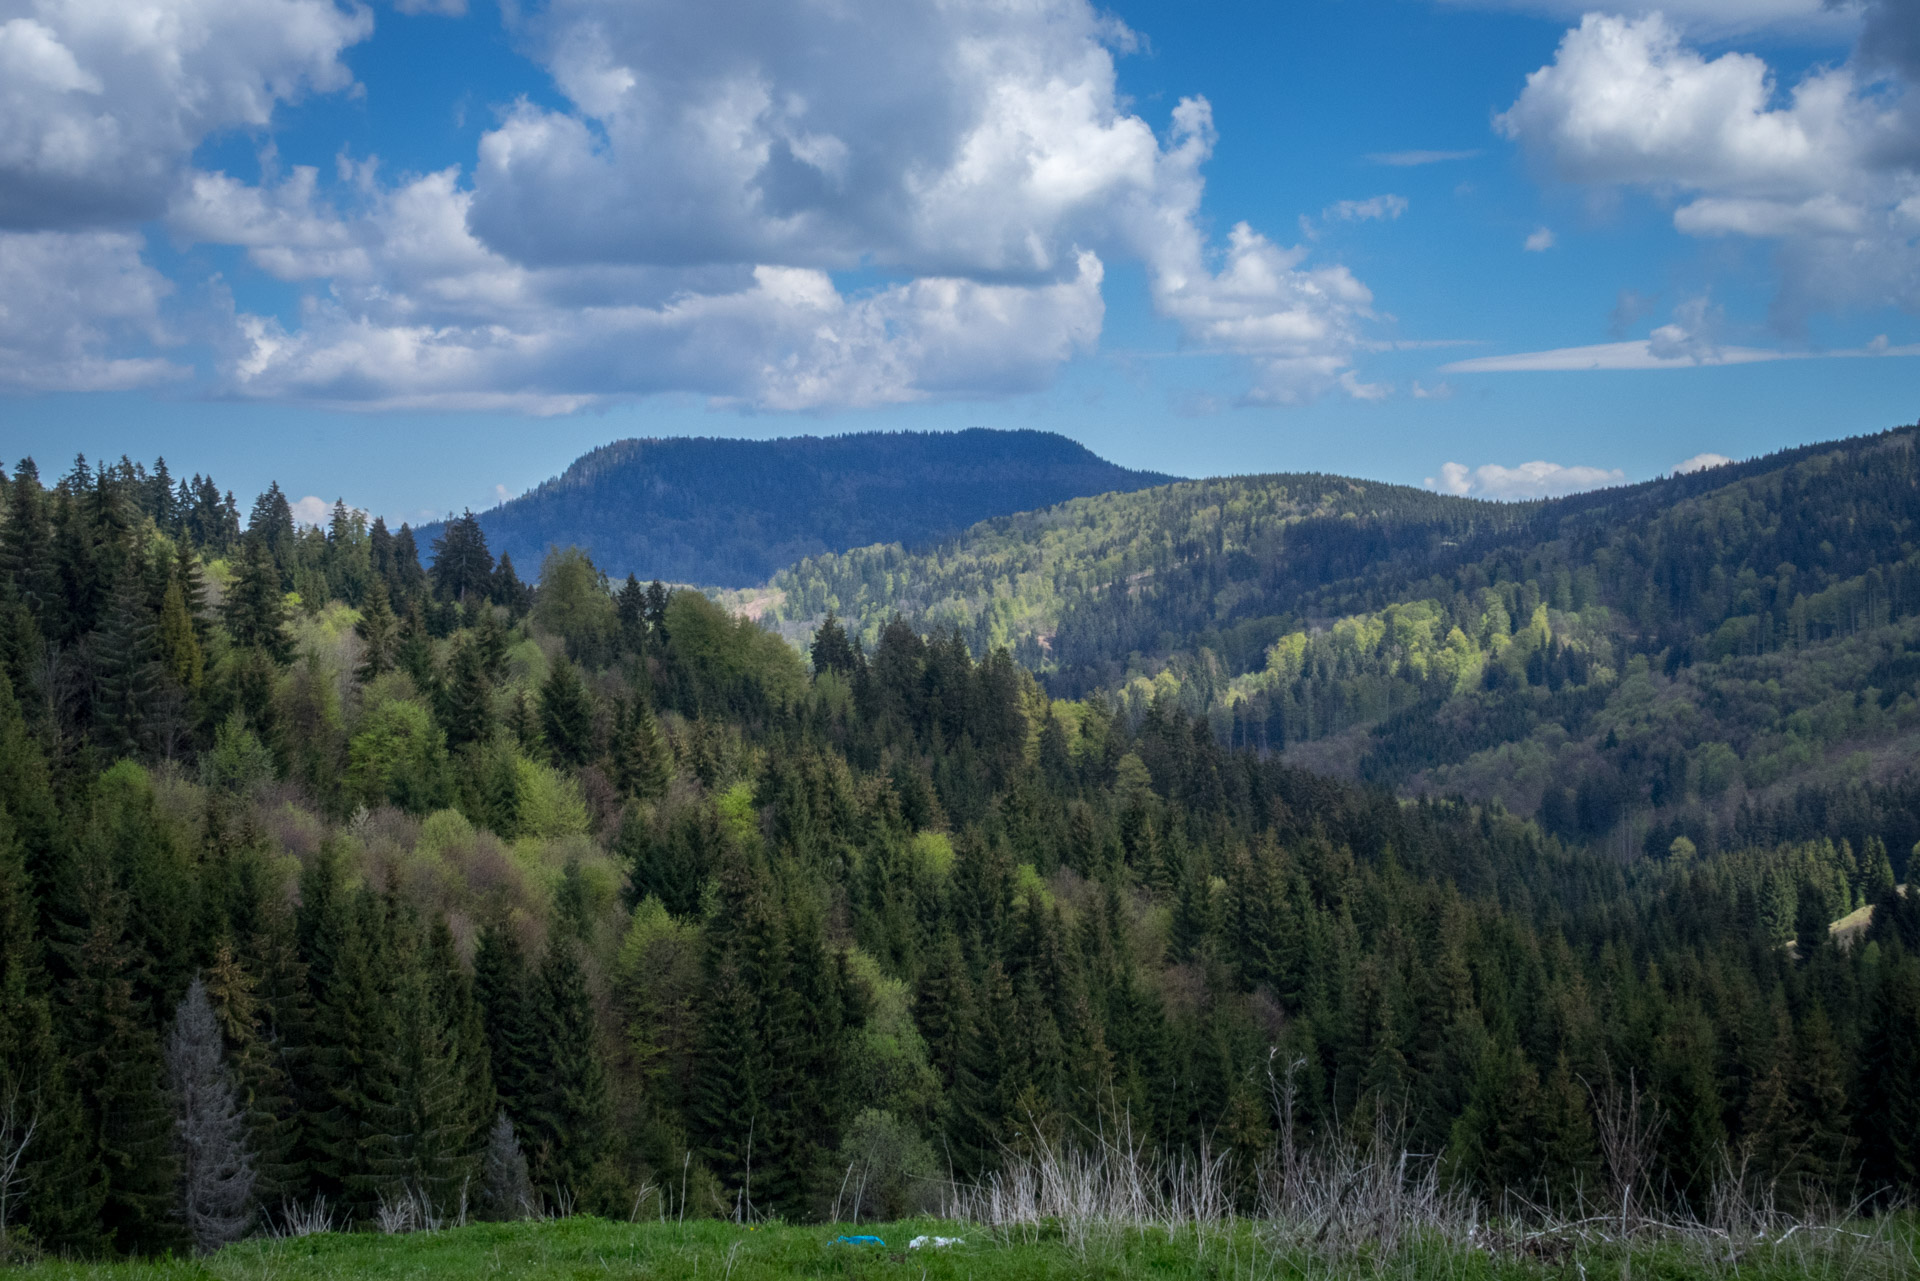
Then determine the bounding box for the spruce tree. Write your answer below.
[472,924,538,1132]
[611,695,670,802]
[200,943,299,1209]
[93,575,162,758]
[157,574,203,694]
[1856,955,1920,1196]
[353,583,398,683]
[479,1110,533,1220]
[58,863,176,1253]
[524,930,608,1199]
[539,657,595,769]
[438,636,493,750]
[430,512,495,604]
[223,538,290,661]
[165,978,255,1254]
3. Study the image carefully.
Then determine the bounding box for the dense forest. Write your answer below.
[427,430,1171,589]
[770,425,1920,855]
[0,451,1916,1261]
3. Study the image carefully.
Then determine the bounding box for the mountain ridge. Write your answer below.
[426,428,1174,588]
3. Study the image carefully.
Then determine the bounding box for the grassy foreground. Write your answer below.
[9,1215,1918,1281]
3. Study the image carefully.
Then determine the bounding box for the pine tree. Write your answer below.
[472,924,539,1133]
[438,636,493,750]
[1856,955,1920,1197]
[539,657,595,769]
[223,538,290,661]
[353,583,398,683]
[200,943,299,1209]
[157,574,203,694]
[94,575,163,759]
[430,512,495,605]
[524,931,608,1199]
[165,978,255,1254]
[59,863,176,1253]
[610,696,670,801]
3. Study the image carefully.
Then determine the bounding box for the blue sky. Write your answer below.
[3,0,1917,526]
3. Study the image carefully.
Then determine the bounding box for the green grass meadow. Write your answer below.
[10,1215,1917,1281]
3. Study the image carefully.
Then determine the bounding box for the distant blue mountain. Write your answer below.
[430,429,1175,588]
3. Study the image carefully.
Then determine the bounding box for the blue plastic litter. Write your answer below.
[834,1235,886,1246]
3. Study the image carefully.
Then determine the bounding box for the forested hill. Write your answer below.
[425,430,1172,588]
[771,423,1920,856]
[0,451,1918,1258]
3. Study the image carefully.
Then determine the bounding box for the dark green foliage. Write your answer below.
[9,440,1920,1258]
[539,657,595,769]
[523,932,607,1199]
[431,512,495,605]
[223,538,290,661]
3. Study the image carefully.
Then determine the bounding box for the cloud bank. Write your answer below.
[1497,8,1920,323]
[1425,459,1627,499]
[0,0,1385,412]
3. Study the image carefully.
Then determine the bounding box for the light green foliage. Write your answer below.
[666,591,807,713]
[346,698,450,812]
[534,547,618,657]
[201,713,275,793]
[513,759,590,840]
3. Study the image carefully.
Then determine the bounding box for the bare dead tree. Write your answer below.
[167,977,256,1254]
[0,1082,39,1258]
[1588,1071,1664,1235]
[479,1110,534,1221]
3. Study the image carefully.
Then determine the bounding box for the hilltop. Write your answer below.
[426,429,1173,587]
[771,423,1920,856]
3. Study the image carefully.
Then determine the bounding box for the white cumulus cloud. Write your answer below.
[188,0,1382,412]
[1674,451,1734,474]
[0,0,370,230]
[1496,12,1920,321]
[1425,459,1627,499]
[1524,226,1556,251]
[0,230,186,391]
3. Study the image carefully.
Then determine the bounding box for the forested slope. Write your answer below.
[0,452,1917,1260]
[423,430,1172,588]
[770,424,1920,856]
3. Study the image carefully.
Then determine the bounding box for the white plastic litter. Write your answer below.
[909,1235,964,1250]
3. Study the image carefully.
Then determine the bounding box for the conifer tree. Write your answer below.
[389,525,428,603]
[165,978,255,1254]
[430,512,495,604]
[200,944,299,1209]
[93,576,162,758]
[616,575,647,656]
[539,656,595,769]
[1856,955,1920,1196]
[524,930,608,1199]
[439,636,493,750]
[157,575,203,694]
[473,924,538,1132]
[223,538,290,661]
[353,583,398,683]
[611,695,670,801]
[810,613,860,678]
[491,555,531,617]
[59,863,176,1253]
[393,599,435,692]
